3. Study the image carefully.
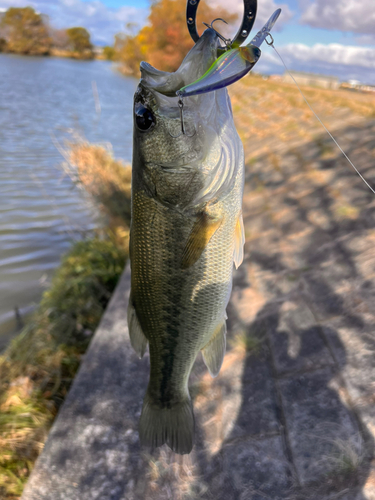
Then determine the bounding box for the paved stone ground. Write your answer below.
[22,121,375,499]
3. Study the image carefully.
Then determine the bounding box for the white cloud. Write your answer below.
[356,34,375,46]
[210,0,293,39]
[257,42,375,84]
[254,0,294,29]
[0,0,148,44]
[277,43,375,69]
[300,0,375,35]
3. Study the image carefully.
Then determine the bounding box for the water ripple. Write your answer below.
[0,54,136,344]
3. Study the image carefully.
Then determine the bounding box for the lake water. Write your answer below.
[0,54,137,349]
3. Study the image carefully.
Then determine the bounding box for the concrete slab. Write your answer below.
[21,266,150,500]
[209,435,292,500]
[227,345,281,439]
[279,367,363,485]
[268,300,334,375]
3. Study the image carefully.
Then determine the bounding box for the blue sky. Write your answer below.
[1,0,375,84]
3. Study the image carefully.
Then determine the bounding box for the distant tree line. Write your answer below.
[0,0,237,71]
[112,0,237,75]
[0,7,94,59]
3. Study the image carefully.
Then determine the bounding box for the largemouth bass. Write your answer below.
[128,28,245,455]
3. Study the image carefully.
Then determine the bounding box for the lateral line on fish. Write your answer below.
[269,38,375,196]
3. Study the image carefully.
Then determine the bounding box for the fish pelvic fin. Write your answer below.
[181,212,223,269]
[127,298,148,359]
[202,320,227,378]
[234,211,245,269]
[139,392,195,455]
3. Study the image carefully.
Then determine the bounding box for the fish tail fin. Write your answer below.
[139,392,195,455]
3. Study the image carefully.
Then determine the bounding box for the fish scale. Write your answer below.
[128,28,245,454]
[131,174,242,386]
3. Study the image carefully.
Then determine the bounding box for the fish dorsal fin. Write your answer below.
[202,320,227,377]
[127,299,148,358]
[234,212,245,269]
[181,212,223,269]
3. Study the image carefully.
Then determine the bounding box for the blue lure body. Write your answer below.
[178,45,261,98]
[178,8,281,98]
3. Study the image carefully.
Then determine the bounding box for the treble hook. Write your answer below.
[168,95,196,138]
[203,18,232,49]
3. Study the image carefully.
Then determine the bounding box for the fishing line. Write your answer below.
[265,35,375,196]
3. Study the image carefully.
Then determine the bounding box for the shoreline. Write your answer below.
[0,143,131,499]
[0,49,104,61]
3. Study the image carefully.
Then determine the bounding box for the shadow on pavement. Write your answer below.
[21,121,375,500]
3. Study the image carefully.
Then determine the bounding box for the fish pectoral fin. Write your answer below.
[201,320,227,378]
[127,299,148,359]
[234,211,245,269]
[181,212,223,269]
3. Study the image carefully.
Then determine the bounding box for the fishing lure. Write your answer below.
[177,43,261,98]
[178,8,281,98]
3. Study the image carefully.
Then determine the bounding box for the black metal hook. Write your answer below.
[202,18,232,49]
[168,96,196,138]
[187,0,257,50]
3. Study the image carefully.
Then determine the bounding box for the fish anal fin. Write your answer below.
[202,320,227,378]
[234,211,245,269]
[127,299,148,359]
[182,212,223,269]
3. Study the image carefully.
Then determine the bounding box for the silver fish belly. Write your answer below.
[128,29,245,455]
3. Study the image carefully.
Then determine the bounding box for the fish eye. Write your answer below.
[135,103,156,132]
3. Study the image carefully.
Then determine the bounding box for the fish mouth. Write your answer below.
[139,29,220,98]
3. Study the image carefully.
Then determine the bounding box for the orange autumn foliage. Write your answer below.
[115,0,238,75]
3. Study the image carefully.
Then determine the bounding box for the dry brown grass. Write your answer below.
[229,74,375,162]
[67,142,132,230]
